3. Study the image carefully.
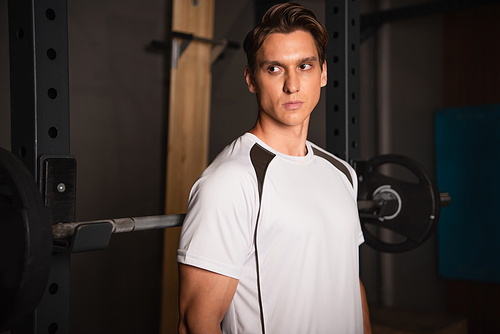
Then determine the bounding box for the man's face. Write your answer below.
[245,30,327,130]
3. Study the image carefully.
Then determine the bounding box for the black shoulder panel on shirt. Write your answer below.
[311,147,353,188]
[250,144,276,201]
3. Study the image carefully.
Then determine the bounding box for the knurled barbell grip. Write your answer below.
[131,214,186,231]
[52,214,186,239]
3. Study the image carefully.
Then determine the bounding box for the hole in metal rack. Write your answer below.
[333,56,339,63]
[333,7,339,14]
[48,127,59,139]
[19,146,26,158]
[47,48,57,60]
[48,283,59,295]
[46,8,56,20]
[334,129,340,136]
[191,0,200,6]
[16,28,24,40]
[48,322,58,334]
[334,104,339,112]
[48,88,58,99]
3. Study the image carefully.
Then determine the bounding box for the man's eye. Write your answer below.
[300,64,312,70]
[268,66,280,73]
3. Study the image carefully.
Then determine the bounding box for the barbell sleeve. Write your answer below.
[440,192,451,207]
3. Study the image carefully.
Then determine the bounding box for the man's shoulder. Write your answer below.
[308,141,356,188]
[308,141,347,164]
[189,135,260,206]
[200,134,259,183]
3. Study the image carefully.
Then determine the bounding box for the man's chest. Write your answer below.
[256,160,359,246]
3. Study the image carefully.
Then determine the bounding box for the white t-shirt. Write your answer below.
[177,133,364,333]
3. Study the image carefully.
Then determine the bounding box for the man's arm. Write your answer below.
[360,279,372,334]
[178,263,239,334]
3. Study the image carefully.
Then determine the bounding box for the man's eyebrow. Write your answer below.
[259,56,319,68]
[260,60,285,68]
[299,56,319,64]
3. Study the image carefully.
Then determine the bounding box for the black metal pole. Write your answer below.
[8,0,73,333]
[325,0,361,164]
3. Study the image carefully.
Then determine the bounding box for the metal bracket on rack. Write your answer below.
[149,31,240,68]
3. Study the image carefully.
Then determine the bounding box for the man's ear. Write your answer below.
[321,60,327,87]
[244,66,257,93]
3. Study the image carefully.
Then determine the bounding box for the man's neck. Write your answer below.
[249,118,309,157]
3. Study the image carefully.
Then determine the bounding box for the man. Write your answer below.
[177,3,371,333]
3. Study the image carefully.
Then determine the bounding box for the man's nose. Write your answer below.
[283,72,300,93]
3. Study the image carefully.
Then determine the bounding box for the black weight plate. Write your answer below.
[359,154,441,253]
[0,148,52,332]
[366,173,435,242]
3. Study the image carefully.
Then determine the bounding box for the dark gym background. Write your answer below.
[1,0,499,333]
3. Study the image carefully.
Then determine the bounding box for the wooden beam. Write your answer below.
[160,0,214,332]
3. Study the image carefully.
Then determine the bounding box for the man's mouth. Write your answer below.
[283,100,304,110]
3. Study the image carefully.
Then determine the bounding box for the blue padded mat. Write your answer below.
[435,105,500,283]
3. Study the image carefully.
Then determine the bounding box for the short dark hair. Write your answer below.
[243,3,328,74]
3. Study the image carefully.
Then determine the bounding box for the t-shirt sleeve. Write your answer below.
[176,163,258,279]
[351,166,365,246]
[358,227,365,246]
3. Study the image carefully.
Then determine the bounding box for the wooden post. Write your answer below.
[160,0,214,332]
